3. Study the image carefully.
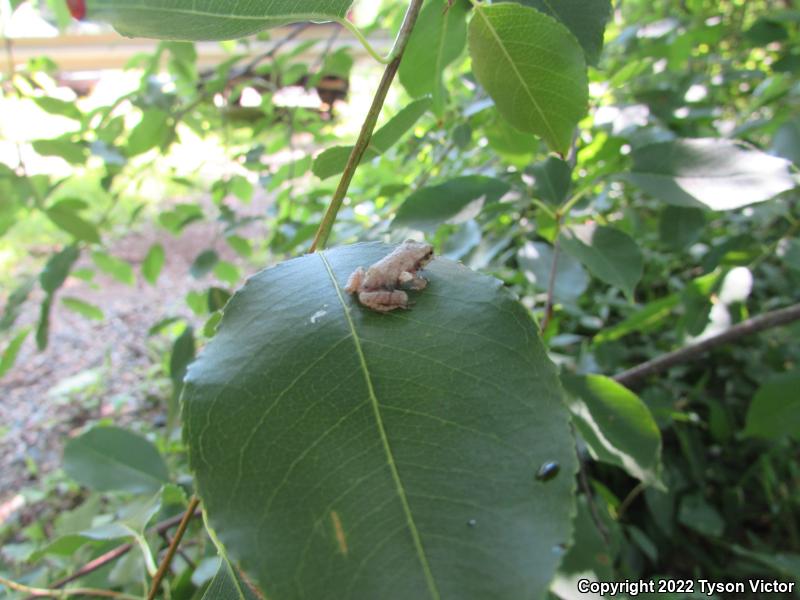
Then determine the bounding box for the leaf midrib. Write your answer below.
[473,5,559,149]
[318,252,440,600]
[93,5,344,23]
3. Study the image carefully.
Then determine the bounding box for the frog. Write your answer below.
[344,240,434,312]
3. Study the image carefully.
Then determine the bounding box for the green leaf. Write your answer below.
[36,296,52,350]
[62,297,104,321]
[658,205,705,250]
[63,426,170,493]
[40,245,80,294]
[33,96,82,120]
[126,109,171,156]
[517,241,588,303]
[213,261,240,285]
[744,370,800,441]
[399,0,469,114]
[202,559,262,600]
[46,199,101,244]
[531,156,572,205]
[86,0,355,40]
[499,0,612,65]
[142,243,165,285]
[312,98,432,179]
[626,138,796,210]
[678,494,724,538]
[226,235,252,257]
[562,374,663,487]
[0,277,35,332]
[183,242,577,600]
[592,294,679,345]
[772,118,800,165]
[0,329,29,379]
[92,251,136,285]
[393,175,510,232]
[32,138,88,165]
[559,223,643,299]
[468,3,588,155]
[190,249,219,278]
[170,325,195,389]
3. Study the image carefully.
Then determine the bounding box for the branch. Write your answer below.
[539,239,560,334]
[309,0,424,252]
[614,302,800,388]
[25,507,202,600]
[0,575,139,599]
[147,495,200,600]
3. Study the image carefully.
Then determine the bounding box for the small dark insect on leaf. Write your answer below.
[536,461,561,482]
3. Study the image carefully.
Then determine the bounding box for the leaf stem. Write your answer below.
[309,0,425,252]
[335,18,391,64]
[0,575,140,599]
[146,495,200,600]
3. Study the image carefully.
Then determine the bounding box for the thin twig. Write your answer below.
[147,496,200,600]
[616,481,646,521]
[25,508,202,599]
[539,239,560,333]
[614,302,800,388]
[309,0,425,252]
[0,575,139,599]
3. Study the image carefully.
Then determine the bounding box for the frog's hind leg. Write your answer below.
[357,289,409,312]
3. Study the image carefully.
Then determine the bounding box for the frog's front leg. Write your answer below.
[399,271,428,291]
[344,267,365,294]
[356,289,409,312]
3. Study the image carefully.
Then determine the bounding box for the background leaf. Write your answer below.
[63,426,170,493]
[626,138,796,210]
[142,243,165,285]
[468,3,588,154]
[86,0,355,40]
[92,251,136,285]
[202,559,262,600]
[62,297,104,321]
[559,223,643,299]
[744,370,800,441]
[183,242,577,600]
[46,199,101,244]
[312,98,432,180]
[531,156,573,206]
[0,329,29,379]
[40,245,80,294]
[500,0,612,65]
[562,374,663,487]
[393,175,510,232]
[399,0,469,114]
[517,241,588,303]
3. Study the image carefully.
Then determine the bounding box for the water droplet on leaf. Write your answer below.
[467,519,477,528]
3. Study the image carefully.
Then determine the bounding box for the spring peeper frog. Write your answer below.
[344,241,434,312]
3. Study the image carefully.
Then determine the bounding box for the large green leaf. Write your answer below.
[63,426,170,493]
[399,0,469,114]
[561,374,663,488]
[312,98,432,180]
[499,0,612,65]
[85,0,354,40]
[744,370,800,441]
[626,138,796,210]
[393,175,510,232]
[183,242,577,600]
[468,3,588,155]
[559,223,643,299]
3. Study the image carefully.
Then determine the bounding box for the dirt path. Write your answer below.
[0,216,261,511]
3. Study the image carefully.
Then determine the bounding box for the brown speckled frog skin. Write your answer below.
[344,240,434,312]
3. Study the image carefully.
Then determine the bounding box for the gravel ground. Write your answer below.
[0,217,258,515]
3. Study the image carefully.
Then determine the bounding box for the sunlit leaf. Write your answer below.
[142,243,165,285]
[468,3,588,154]
[626,138,796,210]
[85,0,355,40]
[62,297,104,321]
[562,374,663,487]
